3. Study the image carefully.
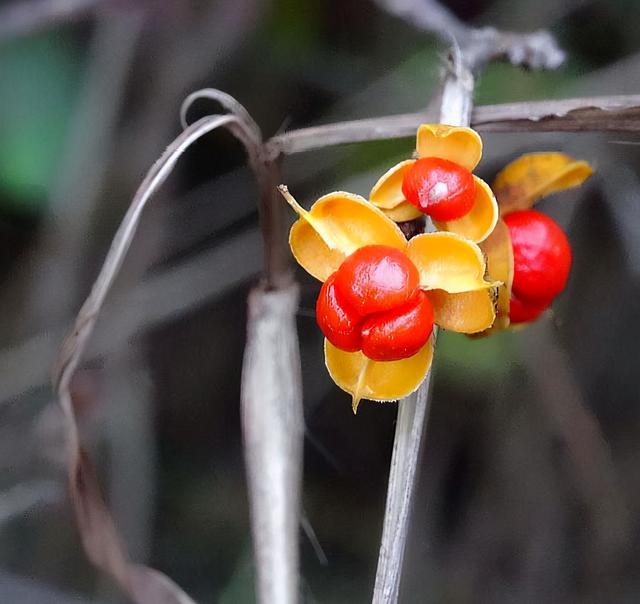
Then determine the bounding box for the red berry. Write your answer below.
[505,210,572,304]
[334,245,420,316]
[316,273,363,352]
[361,291,434,361]
[509,292,550,324]
[402,157,475,221]
[317,247,433,361]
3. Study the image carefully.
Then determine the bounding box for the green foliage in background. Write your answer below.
[0,31,81,214]
[435,330,522,390]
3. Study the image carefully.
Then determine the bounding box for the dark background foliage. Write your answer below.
[1,0,639,602]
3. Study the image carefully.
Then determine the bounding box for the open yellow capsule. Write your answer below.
[416,124,483,171]
[426,289,497,334]
[369,124,497,244]
[493,152,593,215]
[406,232,497,293]
[433,176,498,243]
[282,187,406,282]
[324,340,434,413]
[370,159,416,210]
[281,186,500,407]
[476,151,593,335]
[479,219,514,331]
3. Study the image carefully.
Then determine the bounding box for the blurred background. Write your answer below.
[1,0,640,602]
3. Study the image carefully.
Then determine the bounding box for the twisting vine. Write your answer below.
[53,110,267,604]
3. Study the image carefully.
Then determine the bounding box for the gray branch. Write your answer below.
[372,0,565,70]
[267,94,640,158]
[473,94,640,132]
[241,285,303,604]
[373,373,435,603]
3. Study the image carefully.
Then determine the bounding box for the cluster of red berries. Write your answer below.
[402,158,573,325]
[316,160,572,348]
[316,245,433,361]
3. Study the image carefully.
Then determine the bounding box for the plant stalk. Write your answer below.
[372,53,475,604]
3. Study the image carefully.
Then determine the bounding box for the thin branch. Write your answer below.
[473,95,640,132]
[180,88,262,141]
[49,74,297,601]
[373,369,435,603]
[266,94,640,158]
[373,0,565,70]
[301,512,329,566]
[54,114,258,392]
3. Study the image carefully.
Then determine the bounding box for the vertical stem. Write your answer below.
[241,284,303,604]
[372,53,475,604]
[241,142,302,602]
[372,374,434,603]
[256,152,293,289]
[439,54,475,126]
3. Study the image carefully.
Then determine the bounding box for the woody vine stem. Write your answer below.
[372,48,476,604]
[50,15,640,604]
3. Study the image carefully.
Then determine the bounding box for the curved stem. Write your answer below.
[53,112,262,604]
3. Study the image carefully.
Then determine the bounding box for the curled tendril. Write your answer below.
[180,87,262,143]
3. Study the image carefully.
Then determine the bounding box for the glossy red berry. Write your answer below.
[361,291,434,361]
[505,209,572,305]
[402,157,475,221]
[316,246,433,361]
[334,245,420,316]
[316,273,363,352]
[509,292,550,324]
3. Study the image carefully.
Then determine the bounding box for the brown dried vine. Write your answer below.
[53,111,266,604]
